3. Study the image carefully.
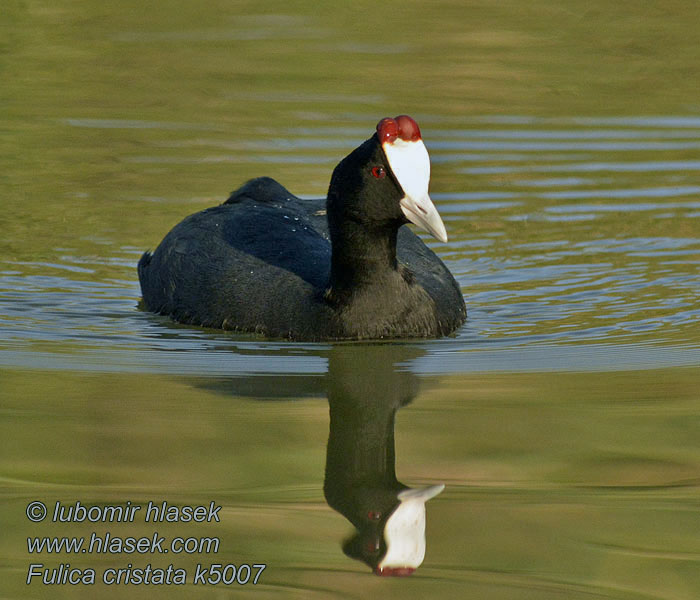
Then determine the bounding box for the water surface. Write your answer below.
[1,1,699,599]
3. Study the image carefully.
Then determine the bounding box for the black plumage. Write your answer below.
[138,123,466,340]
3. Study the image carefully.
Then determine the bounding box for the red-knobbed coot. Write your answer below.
[138,115,466,340]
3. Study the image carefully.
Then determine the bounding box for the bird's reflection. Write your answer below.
[198,343,443,575]
[324,344,443,575]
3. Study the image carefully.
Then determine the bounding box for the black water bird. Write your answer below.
[138,115,466,340]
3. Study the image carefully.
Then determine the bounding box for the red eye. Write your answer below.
[371,166,386,179]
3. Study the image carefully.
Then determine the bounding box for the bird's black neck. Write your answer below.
[328,221,400,298]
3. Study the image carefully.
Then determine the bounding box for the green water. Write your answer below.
[2,1,699,598]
